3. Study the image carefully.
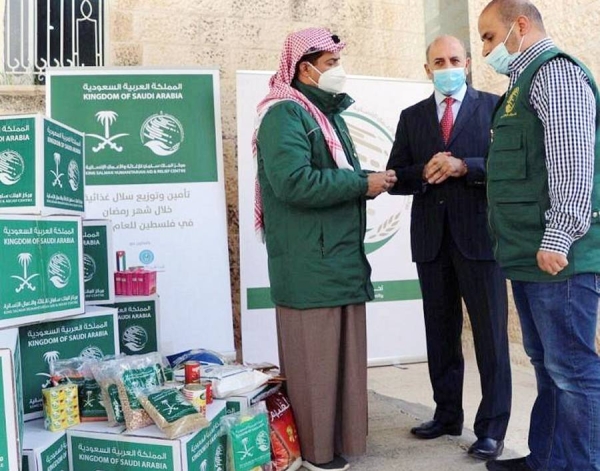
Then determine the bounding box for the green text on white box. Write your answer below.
[0,114,85,216]
[0,215,84,329]
[83,220,115,305]
[102,295,160,355]
[0,328,24,471]
[19,306,119,421]
[22,420,68,471]
[67,400,226,471]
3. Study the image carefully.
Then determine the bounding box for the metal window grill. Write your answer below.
[2,0,104,85]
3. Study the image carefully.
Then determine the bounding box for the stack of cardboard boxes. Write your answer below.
[0,114,227,471]
[0,114,89,471]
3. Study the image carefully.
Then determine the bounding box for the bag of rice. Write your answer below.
[137,385,208,438]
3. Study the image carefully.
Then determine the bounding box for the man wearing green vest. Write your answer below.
[478,1,600,470]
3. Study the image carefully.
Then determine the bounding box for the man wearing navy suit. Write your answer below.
[386,35,511,461]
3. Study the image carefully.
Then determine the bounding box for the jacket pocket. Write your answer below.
[492,199,544,267]
[488,130,527,181]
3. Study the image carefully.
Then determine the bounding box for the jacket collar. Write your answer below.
[293,80,354,115]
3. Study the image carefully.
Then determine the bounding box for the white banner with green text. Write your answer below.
[237,71,432,366]
[47,68,234,356]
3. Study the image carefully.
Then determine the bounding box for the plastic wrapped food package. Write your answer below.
[50,357,107,422]
[221,403,273,471]
[137,385,209,439]
[266,392,302,471]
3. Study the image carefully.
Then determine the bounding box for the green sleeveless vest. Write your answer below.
[487,48,600,282]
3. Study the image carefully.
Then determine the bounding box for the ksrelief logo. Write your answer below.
[503,86,520,118]
[256,430,270,452]
[122,325,148,352]
[47,253,71,288]
[140,112,184,156]
[80,345,104,360]
[11,252,40,292]
[68,159,81,191]
[83,254,97,282]
[0,149,25,185]
[343,110,405,254]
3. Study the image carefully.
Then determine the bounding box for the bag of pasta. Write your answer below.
[137,385,208,438]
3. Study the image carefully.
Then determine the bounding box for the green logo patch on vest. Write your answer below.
[502,87,520,118]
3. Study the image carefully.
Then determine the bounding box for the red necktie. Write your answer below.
[440,97,455,145]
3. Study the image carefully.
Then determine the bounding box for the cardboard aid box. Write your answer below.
[0,114,85,215]
[22,419,68,471]
[0,215,84,329]
[67,400,227,471]
[224,382,280,415]
[19,306,120,421]
[101,295,160,355]
[82,220,115,305]
[0,328,24,471]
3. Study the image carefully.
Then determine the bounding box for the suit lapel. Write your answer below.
[423,95,443,146]
[447,86,480,147]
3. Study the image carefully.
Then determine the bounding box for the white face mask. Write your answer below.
[307,62,347,94]
[484,21,526,75]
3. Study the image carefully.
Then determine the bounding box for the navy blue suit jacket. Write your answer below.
[387,86,500,263]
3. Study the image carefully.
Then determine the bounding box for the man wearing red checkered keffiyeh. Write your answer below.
[253,27,396,471]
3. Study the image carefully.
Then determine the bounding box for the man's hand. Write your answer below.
[537,250,569,276]
[423,152,467,184]
[367,170,397,197]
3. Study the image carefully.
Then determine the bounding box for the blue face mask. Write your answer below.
[485,22,525,75]
[432,67,466,96]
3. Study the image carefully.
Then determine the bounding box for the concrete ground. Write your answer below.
[301,352,537,470]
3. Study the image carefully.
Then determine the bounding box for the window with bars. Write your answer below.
[2,0,105,85]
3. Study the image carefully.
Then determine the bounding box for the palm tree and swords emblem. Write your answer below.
[88,111,129,152]
[51,153,64,187]
[11,253,40,292]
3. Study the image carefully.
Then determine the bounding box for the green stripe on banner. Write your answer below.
[247,280,421,310]
[247,288,274,310]
[371,280,422,302]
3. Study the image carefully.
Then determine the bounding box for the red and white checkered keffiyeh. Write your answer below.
[252,27,353,240]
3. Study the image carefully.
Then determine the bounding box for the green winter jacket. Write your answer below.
[256,81,374,309]
[487,48,600,281]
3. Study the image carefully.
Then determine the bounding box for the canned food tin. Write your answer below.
[202,380,213,404]
[182,384,206,415]
[184,361,201,384]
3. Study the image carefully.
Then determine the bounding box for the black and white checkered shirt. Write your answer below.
[508,37,597,256]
